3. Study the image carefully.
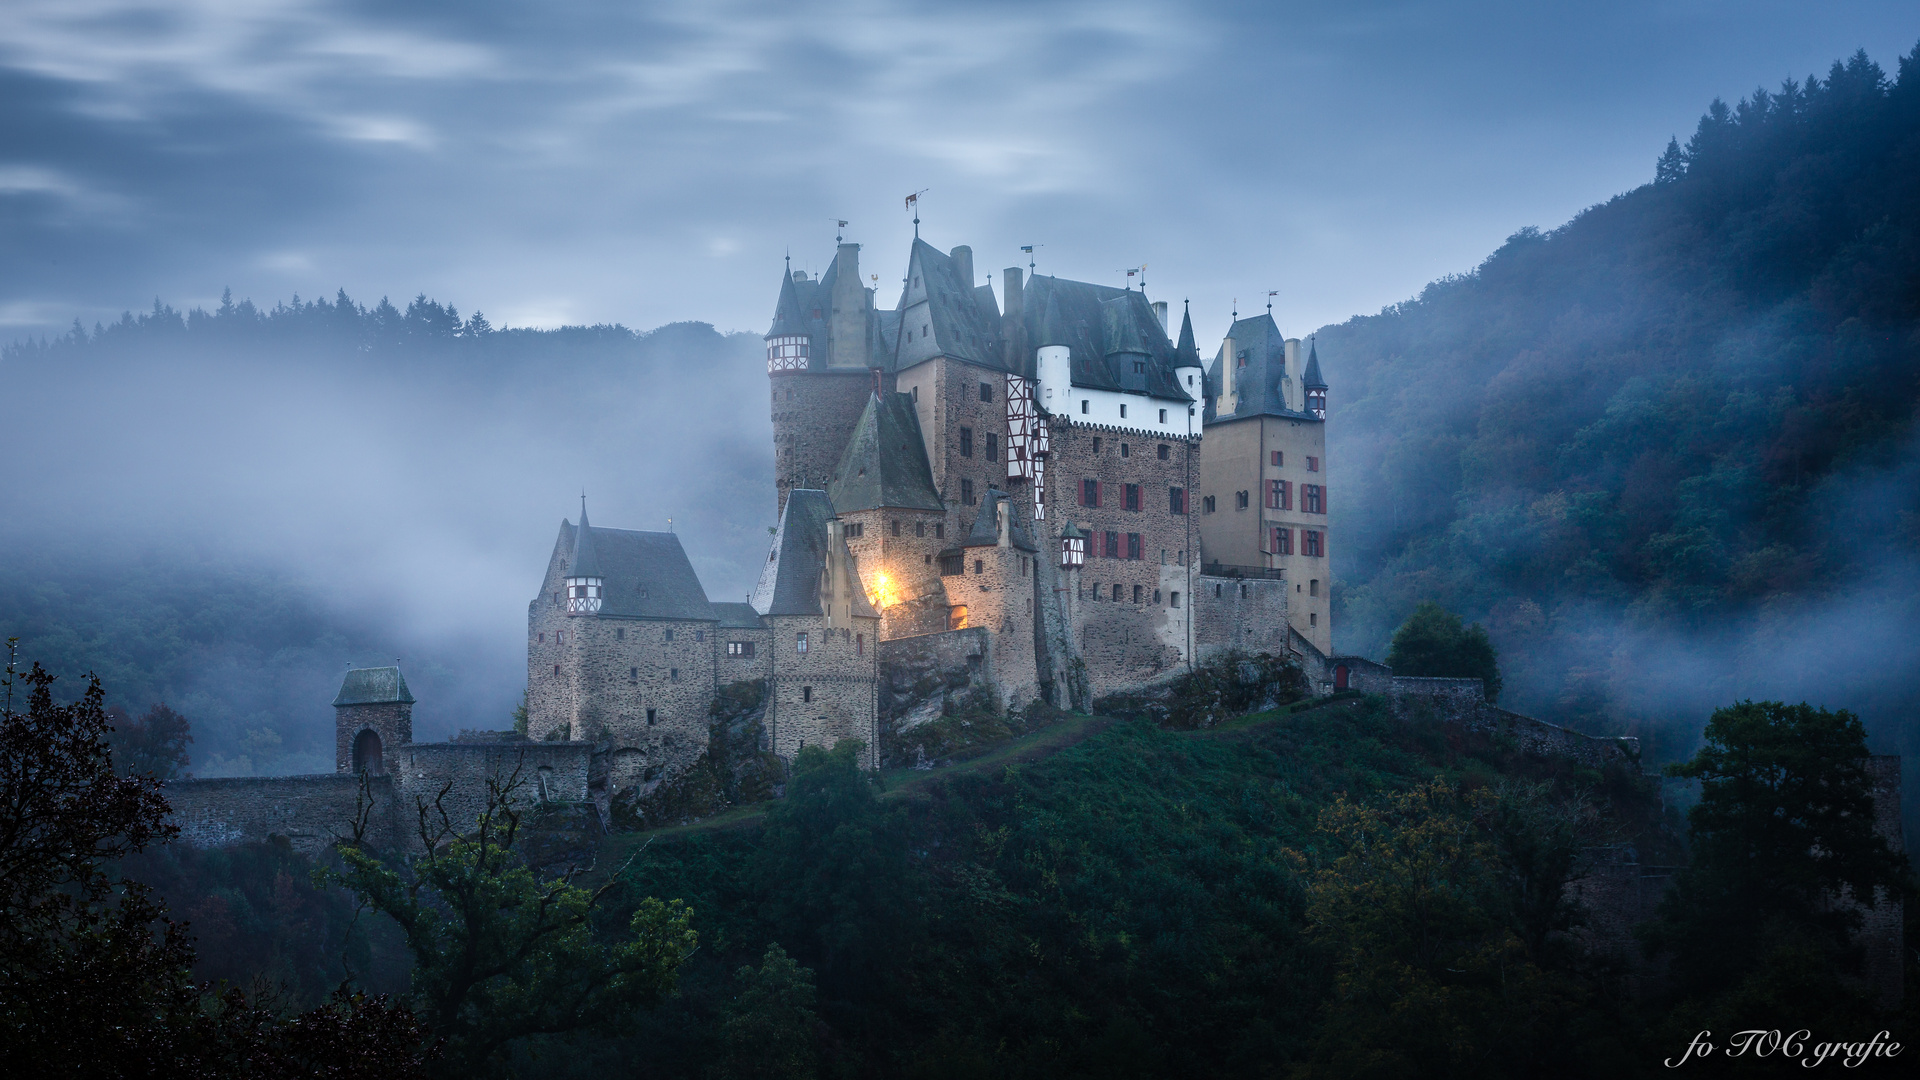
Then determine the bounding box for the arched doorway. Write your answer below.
[1333,665,1350,691]
[353,728,384,774]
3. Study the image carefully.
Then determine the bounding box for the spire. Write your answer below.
[1302,335,1327,389]
[766,262,807,338]
[571,497,603,578]
[1035,286,1071,348]
[1174,300,1201,367]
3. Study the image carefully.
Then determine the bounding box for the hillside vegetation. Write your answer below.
[1320,45,1920,760]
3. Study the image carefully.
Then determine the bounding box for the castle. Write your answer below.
[520,234,1339,784]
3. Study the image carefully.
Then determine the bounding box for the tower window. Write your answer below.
[1303,530,1324,557]
[1081,400,1089,414]
[539,633,545,643]
[1112,584,1123,602]
[616,627,624,641]
[1307,456,1320,472]
[1105,531,1120,558]
[1203,495,1216,513]
[1310,579,1319,597]
[1093,437,1102,454]
[696,630,705,642]
[1169,487,1185,514]
[1271,527,1293,555]
[647,708,657,726]
[974,559,983,575]
[1119,404,1128,418]
[911,386,919,402]
[935,523,944,538]
[796,632,809,654]
[1080,478,1099,507]
[1303,484,1324,514]
[671,668,680,681]
[980,382,993,402]
[959,426,973,457]
[727,641,754,657]
[1158,408,1167,423]
[802,686,812,703]
[1236,490,1250,509]
[1170,591,1181,608]
[664,629,674,642]
[1133,584,1143,603]
[1271,451,1283,466]
[1127,533,1142,560]
[857,634,864,656]
[1124,484,1140,511]
[1310,613,1317,627]
[892,520,901,536]
[553,664,560,677]
[916,521,925,537]
[961,478,975,505]
[1120,443,1130,458]
[986,432,998,461]
[1158,444,1169,460]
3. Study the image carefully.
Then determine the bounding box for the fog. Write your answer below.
[1,306,774,772]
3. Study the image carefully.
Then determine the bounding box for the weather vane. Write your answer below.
[904,190,928,238]
[1267,290,1278,314]
[835,219,847,243]
[1021,244,1040,274]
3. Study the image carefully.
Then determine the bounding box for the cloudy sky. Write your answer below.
[4,0,1918,347]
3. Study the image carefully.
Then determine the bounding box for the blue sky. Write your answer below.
[4,1,1918,347]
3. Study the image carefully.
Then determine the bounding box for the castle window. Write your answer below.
[1271,451,1283,466]
[1159,408,1167,423]
[916,521,925,537]
[980,381,993,402]
[986,432,998,461]
[1241,584,1249,599]
[1170,591,1181,608]
[1104,531,1120,558]
[1080,478,1099,507]
[556,631,564,644]
[1302,530,1323,557]
[616,628,625,641]
[1112,584,1123,601]
[1081,400,1089,414]
[1092,437,1102,454]
[696,630,706,642]
[1236,490,1249,509]
[856,634,864,656]
[728,641,754,657]
[1119,404,1127,418]
[959,427,973,457]
[796,632,808,654]
[671,668,680,681]
[664,629,674,642]
[1310,613,1317,627]
[1124,484,1140,511]
[1158,444,1170,460]
[539,633,544,643]
[1120,443,1130,458]
[1169,487,1185,514]
[800,685,812,704]
[911,386,919,402]
[1134,360,1145,374]
[1214,583,1221,598]
[1203,495,1216,514]
[961,479,975,505]
[1271,527,1293,555]
[940,553,963,575]
[973,559,983,575]
[892,520,901,537]
[949,605,968,629]
[1133,585,1142,603]
[1307,456,1319,472]
[1127,533,1142,560]
[554,664,560,677]
[630,666,637,679]
[935,523,945,538]
[845,522,863,538]
[1303,484,1324,514]
[1310,579,1319,597]
[1267,480,1289,510]
[647,708,656,726]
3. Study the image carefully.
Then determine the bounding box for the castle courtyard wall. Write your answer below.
[1192,572,1289,664]
[766,613,880,767]
[165,774,401,856]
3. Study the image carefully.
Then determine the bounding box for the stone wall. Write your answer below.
[839,505,954,640]
[334,701,412,774]
[399,740,593,837]
[166,774,401,856]
[765,612,880,767]
[1385,677,1641,769]
[1192,572,1290,665]
[773,369,879,516]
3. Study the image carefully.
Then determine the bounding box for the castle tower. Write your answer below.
[767,245,890,516]
[334,665,414,775]
[957,489,1042,705]
[825,388,949,639]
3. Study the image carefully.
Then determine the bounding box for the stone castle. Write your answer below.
[521,234,1342,787]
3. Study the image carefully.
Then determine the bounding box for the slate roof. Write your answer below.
[1205,312,1319,424]
[1302,337,1327,389]
[570,502,604,578]
[961,488,1038,551]
[749,490,879,619]
[709,602,766,629]
[553,521,716,621]
[1017,275,1192,402]
[828,392,944,513]
[896,239,1006,372]
[333,666,415,707]
[765,248,895,369]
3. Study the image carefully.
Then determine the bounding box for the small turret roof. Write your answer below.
[570,500,604,579]
[828,392,944,513]
[1302,337,1327,389]
[333,666,415,707]
[548,520,716,621]
[1205,312,1319,424]
[961,489,1038,551]
[1175,302,1202,368]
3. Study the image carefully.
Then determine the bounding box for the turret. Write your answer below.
[1303,336,1327,419]
[564,500,604,614]
[334,665,415,775]
[1173,301,1204,417]
[1034,290,1072,410]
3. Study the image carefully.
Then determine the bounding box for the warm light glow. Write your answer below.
[866,569,898,610]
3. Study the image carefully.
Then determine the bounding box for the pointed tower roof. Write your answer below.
[828,392,944,513]
[766,264,808,338]
[1174,301,1202,367]
[749,490,879,619]
[333,666,415,707]
[1034,286,1071,348]
[569,500,603,578]
[961,489,1037,551]
[1303,336,1327,389]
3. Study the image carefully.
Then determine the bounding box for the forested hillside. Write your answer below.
[1,303,769,773]
[1320,45,1920,763]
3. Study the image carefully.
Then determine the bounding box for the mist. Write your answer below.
[0,300,775,773]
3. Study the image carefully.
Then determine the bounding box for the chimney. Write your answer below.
[828,243,865,368]
[1002,266,1025,373]
[949,246,974,289]
[996,496,1010,547]
[1152,300,1168,330]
